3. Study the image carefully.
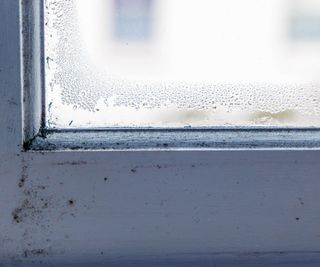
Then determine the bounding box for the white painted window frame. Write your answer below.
[22,1,320,151]
[1,0,320,266]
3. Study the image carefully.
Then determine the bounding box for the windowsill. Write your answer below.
[25,127,320,151]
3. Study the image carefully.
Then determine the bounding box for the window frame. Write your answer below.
[22,0,320,151]
[1,2,320,265]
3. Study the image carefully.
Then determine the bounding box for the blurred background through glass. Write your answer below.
[45,0,320,127]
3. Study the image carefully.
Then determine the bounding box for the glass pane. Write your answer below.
[45,0,320,128]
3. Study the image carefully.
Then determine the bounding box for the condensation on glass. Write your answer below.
[45,0,320,128]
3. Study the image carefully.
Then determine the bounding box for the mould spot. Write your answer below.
[12,211,23,224]
[56,161,88,166]
[19,178,26,188]
[37,185,46,190]
[68,199,75,206]
[296,217,300,221]
[8,99,18,106]
[19,165,28,188]
[131,168,137,173]
[298,197,304,205]
[12,200,31,223]
[23,249,48,258]
[12,185,52,225]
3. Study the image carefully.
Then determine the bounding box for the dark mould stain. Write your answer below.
[19,164,28,188]
[13,199,35,223]
[298,197,304,205]
[23,138,34,151]
[23,249,48,258]
[154,164,171,169]
[68,199,75,206]
[18,177,26,188]
[46,56,53,68]
[68,120,73,126]
[12,210,23,224]
[37,185,46,190]
[241,251,287,257]
[7,125,15,133]
[12,199,33,224]
[131,168,137,173]
[12,183,52,226]
[296,217,300,221]
[104,177,108,182]
[55,161,88,166]
[8,99,18,106]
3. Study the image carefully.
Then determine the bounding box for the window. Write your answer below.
[22,0,320,150]
[45,0,320,129]
[1,1,318,265]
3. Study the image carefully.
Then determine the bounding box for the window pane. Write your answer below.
[45,0,320,128]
